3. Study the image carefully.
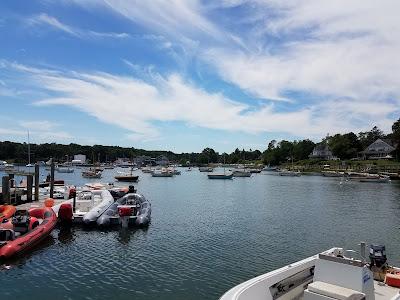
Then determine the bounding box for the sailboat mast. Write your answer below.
[28,130,31,165]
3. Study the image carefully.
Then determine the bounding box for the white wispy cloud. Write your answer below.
[204,0,400,106]
[0,117,72,144]
[27,13,130,39]
[2,61,393,142]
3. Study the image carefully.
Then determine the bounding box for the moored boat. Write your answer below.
[232,170,251,177]
[114,174,139,182]
[56,167,74,173]
[114,167,139,182]
[208,173,233,179]
[82,169,102,178]
[278,169,302,176]
[0,207,57,259]
[199,166,214,172]
[263,166,278,171]
[52,190,114,225]
[322,170,344,177]
[97,192,151,228]
[220,243,400,300]
[359,174,391,183]
[152,168,174,177]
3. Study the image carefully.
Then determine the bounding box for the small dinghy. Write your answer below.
[0,205,16,223]
[52,190,114,225]
[0,207,57,259]
[97,192,151,228]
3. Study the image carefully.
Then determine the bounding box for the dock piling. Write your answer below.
[2,176,10,204]
[50,159,55,198]
[27,175,33,202]
[34,163,39,201]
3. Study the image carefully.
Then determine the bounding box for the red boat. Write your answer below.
[0,205,16,223]
[0,207,57,259]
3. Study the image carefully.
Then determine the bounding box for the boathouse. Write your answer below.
[309,143,335,160]
[361,138,395,159]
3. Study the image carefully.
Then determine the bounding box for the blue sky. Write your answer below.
[0,0,399,153]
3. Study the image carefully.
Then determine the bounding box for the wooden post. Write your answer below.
[27,175,33,202]
[34,163,39,201]
[73,192,76,213]
[9,173,14,188]
[50,159,55,198]
[2,176,9,204]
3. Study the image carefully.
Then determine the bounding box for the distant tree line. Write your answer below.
[263,118,400,165]
[0,142,262,165]
[2,118,399,166]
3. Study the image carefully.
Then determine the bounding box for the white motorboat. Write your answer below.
[141,167,154,173]
[199,166,214,172]
[220,244,400,300]
[56,167,74,173]
[167,167,181,175]
[232,169,252,177]
[152,168,173,177]
[279,169,302,177]
[322,171,344,177]
[52,190,114,224]
[82,169,102,178]
[359,175,391,183]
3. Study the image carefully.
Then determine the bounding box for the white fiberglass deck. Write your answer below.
[220,248,400,300]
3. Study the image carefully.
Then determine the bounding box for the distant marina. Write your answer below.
[0,158,400,299]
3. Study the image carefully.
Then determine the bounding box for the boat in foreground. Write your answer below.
[220,244,400,300]
[0,207,57,259]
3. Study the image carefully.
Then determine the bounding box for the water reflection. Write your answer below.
[58,227,75,245]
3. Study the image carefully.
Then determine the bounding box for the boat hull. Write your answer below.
[0,207,57,259]
[114,176,139,182]
[208,174,233,179]
[97,193,151,228]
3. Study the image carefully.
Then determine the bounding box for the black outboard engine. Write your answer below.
[12,210,31,234]
[128,185,136,193]
[369,245,387,268]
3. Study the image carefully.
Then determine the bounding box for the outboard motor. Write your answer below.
[118,206,133,228]
[369,245,387,268]
[12,210,31,234]
[59,203,73,226]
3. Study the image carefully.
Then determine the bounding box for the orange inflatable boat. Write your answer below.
[0,205,16,223]
[0,207,57,259]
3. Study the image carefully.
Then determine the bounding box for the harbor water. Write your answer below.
[1,167,400,300]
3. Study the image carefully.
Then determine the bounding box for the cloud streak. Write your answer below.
[1,61,394,142]
[28,13,130,39]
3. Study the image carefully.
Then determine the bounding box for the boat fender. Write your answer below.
[386,271,400,288]
[44,198,55,208]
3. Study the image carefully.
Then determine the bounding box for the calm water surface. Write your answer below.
[1,167,400,300]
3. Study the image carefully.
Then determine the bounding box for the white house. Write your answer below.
[72,154,86,165]
[361,139,395,159]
